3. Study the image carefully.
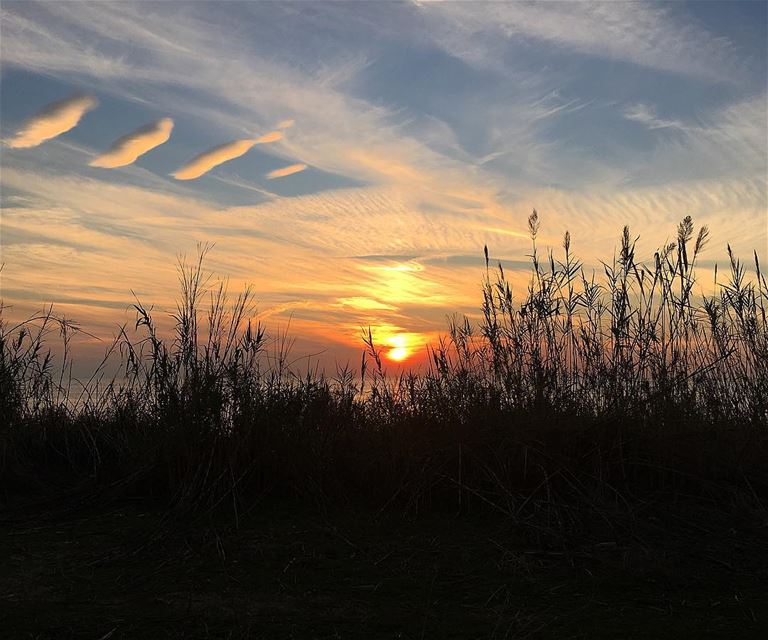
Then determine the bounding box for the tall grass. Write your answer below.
[1,216,766,524]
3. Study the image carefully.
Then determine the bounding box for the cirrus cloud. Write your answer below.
[90,117,174,168]
[266,163,308,179]
[5,95,98,149]
[171,131,283,180]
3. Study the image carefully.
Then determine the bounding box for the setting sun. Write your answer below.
[386,334,411,362]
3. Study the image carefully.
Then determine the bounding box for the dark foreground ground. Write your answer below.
[1,496,767,639]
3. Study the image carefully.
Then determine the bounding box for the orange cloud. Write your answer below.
[6,95,98,149]
[255,130,283,143]
[90,118,174,168]
[337,297,397,311]
[276,119,295,129]
[172,132,282,180]
[266,163,308,179]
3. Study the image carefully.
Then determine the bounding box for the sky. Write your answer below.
[1,1,766,370]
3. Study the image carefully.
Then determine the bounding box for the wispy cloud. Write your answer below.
[90,118,174,168]
[337,297,397,312]
[5,95,97,149]
[416,1,744,79]
[623,104,685,131]
[277,119,295,130]
[267,163,308,179]
[172,133,282,180]
[622,94,768,185]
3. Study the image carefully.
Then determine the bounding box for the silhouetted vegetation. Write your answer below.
[2,215,767,516]
[3,215,767,638]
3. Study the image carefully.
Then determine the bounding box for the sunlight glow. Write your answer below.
[386,333,411,362]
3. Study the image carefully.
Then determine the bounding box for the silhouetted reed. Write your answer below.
[1,217,766,527]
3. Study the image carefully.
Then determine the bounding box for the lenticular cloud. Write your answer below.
[6,95,98,149]
[255,130,283,144]
[266,163,308,179]
[172,131,283,180]
[90,118,174,168]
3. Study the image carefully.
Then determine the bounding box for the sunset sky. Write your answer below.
[1,1,766,369]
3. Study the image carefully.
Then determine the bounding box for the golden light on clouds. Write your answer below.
[90,118,174,168]
[276,119,295,129]
[358,261,445,309]
[337,297,397,311]
[6,95,98,149]
[172,131,283,180]
[266,163,308,179]
[368,262,424,273]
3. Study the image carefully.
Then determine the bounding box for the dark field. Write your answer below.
[2,217,767,637]
[2,498,767,639]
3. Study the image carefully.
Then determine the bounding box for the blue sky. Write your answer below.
[1,1,766,365]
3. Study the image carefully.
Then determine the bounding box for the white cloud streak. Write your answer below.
[623,104,685,131]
